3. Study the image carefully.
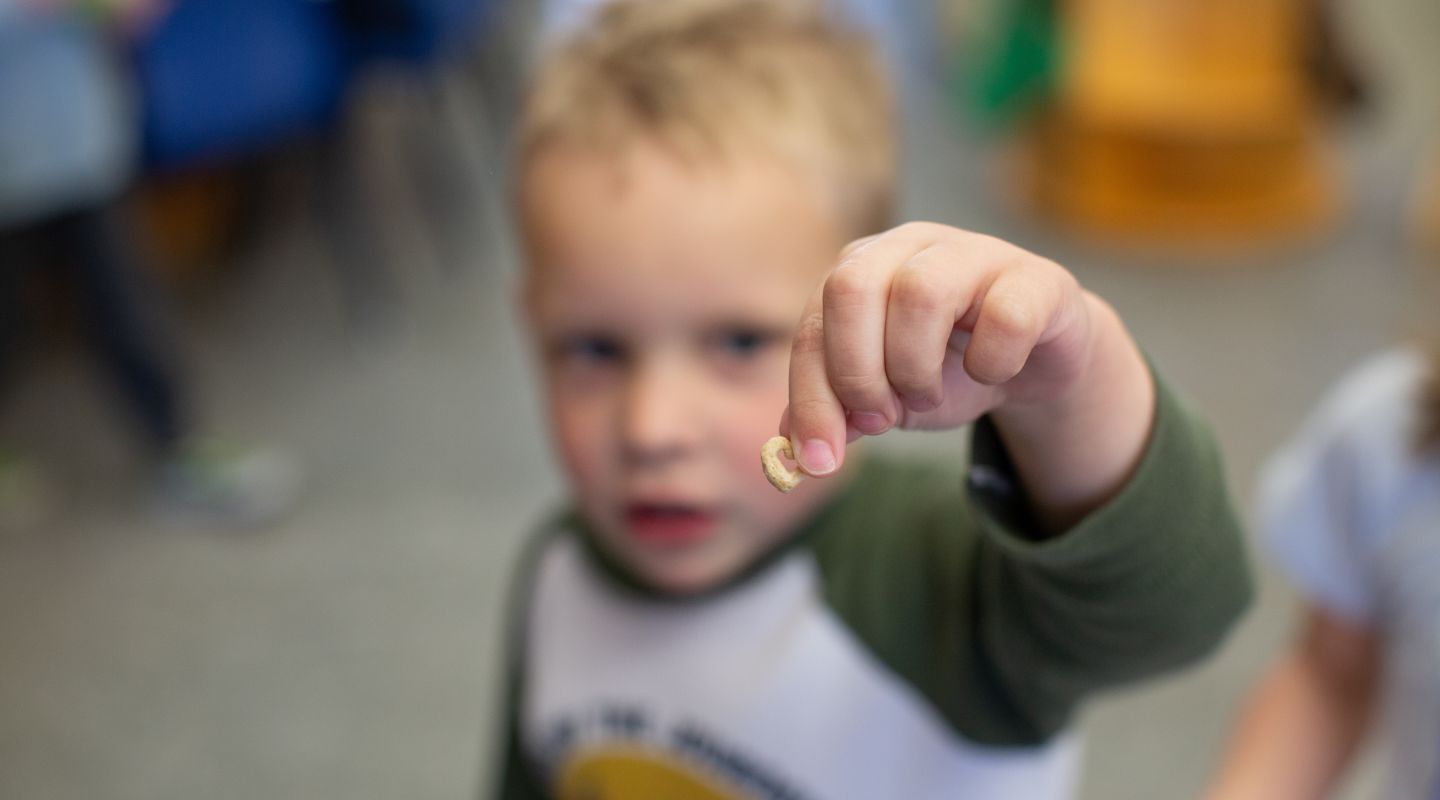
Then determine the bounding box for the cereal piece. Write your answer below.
[760,436,804,493]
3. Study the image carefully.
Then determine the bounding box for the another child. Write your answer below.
[1206,346,1440,799]
[494,1,1252,797]
[0,1,301,528]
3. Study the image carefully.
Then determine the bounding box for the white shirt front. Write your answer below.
[521,534,1080,800]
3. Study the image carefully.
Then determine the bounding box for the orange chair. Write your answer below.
[1021,0,1337,245]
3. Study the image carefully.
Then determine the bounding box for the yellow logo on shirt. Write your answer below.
[558,746,741,800]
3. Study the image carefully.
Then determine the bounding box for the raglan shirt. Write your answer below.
[492,373,1253,800]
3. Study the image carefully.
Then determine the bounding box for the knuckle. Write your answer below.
[893,220,938,239]
[891,263,946,315]
[983,294,1038,339]
[828,369,888,403]
[887,359,937,396]
[791,312,826,355]
[838,234,876,260]
[823,264,875,309]
[1055,268,1081,297]
[788,396,837,429]
[966,350,1017,385]
[968,230,1013,252]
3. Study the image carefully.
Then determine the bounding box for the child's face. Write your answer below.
[522,143,848,594]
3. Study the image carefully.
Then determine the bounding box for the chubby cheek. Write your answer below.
[729,404,784,490]
[549,396,617,508]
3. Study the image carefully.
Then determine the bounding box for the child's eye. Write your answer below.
[555,335,625,365]
[711,328,779,360]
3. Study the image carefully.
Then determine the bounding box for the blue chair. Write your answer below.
[134,0,498,171]
[134,0,354,170]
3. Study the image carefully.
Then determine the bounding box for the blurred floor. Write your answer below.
[1,23,1435,800]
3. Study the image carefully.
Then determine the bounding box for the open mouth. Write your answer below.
[625,503,717,546]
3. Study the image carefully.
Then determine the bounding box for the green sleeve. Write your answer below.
[809,371,1254,746]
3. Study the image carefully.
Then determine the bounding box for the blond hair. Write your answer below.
[516,0,897,239]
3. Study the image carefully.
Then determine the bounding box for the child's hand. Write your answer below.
[782,222,1093,458]
[780,222,1154,529]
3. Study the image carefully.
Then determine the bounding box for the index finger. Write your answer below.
[784,288,847,476]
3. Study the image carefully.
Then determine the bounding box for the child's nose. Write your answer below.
[621,360,701,466]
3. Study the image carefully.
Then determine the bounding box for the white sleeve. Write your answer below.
[1259,349,1429,624]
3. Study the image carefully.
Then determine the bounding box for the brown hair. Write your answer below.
[515,0,897,239]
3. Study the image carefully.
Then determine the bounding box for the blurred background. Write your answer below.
[0,0,1437,797]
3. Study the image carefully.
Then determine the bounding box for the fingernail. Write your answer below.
[798,439,836,475]
[852,412,889,435]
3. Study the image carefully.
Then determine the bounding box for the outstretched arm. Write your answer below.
[784,222,1250,744]
[1206,606,1380,800]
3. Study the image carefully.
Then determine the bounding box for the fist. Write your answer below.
[780,222,1096,476]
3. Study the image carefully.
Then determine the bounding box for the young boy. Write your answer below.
[495,1,1252,797]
